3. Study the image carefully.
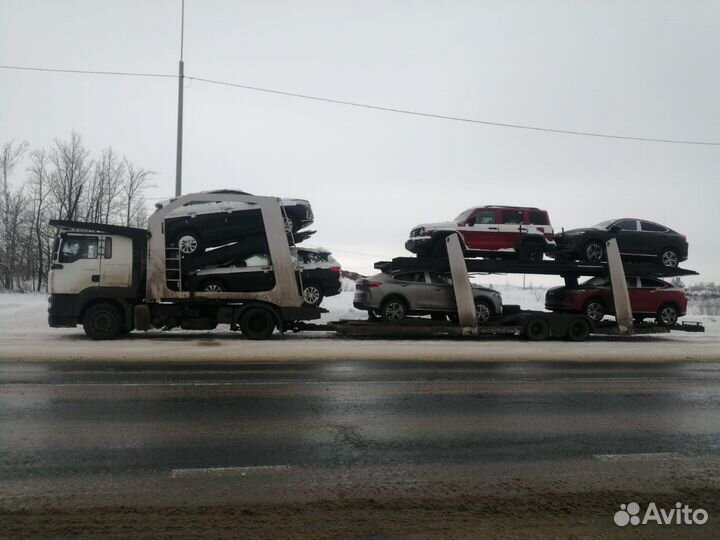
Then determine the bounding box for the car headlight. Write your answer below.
[564,231,586,237]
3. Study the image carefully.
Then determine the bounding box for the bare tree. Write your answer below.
[122,158,155,227]
[27,150,52,290]
[48,132,91,221]
[85,147,125,224]
[0,140,29,288]
[0,134,154,291]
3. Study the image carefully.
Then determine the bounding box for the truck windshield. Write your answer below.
[59,236,98,263]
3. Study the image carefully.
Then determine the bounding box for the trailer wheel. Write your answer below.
[567,317,591,342]
[239,307,276,340]
[525,317,550,341]
[83,302,125,340]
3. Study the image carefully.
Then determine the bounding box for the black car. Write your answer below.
[553,218,688,267]
[184,246,342,307]
[157,191,314,257]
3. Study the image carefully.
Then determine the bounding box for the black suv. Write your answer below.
[157,191,314,257]
[553,218,688,267]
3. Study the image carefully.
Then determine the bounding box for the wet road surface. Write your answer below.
[2,360,720,539]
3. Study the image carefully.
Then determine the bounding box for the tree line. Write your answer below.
[0,133,155,292]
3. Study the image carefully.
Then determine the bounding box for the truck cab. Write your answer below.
[48,223,147,331]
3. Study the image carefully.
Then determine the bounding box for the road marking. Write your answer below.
[2,377,718,387]
[594,452,682,462]
[170,465,293,478]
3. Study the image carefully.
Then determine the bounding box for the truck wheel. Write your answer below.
[83,302,125,340]
[567,317,591,342]
[657,304,679,327]
[380,298,407,322]
[302,284,324,307]
[239,307,276,340]
[524,317,549,341]
[176,232,202,257]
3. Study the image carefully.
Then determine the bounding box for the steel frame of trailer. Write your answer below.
[326,236,703,340]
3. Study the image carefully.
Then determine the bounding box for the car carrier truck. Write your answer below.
[48,192,323,340]
[48,191,703,341]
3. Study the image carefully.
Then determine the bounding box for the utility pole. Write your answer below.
[175,0,185,197]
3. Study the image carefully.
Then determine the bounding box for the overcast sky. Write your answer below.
[2,0,719,283]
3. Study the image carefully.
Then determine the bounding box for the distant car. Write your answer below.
[405,206,555,262]
[156,190,314,257]
[553,218,688,267]
[545,275,687,326]
[354,269,502,323]
[185,246,341,307]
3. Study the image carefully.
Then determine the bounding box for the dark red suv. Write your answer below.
[405,206,556,261]
[545,276,687,326]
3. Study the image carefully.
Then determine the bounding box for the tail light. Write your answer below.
[330,266,341,273]
[356,279,383,290]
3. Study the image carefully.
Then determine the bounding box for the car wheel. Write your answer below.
[239,307,276,340]
[584,241,604,263]
[475,300,492,324]
[380,298,407,322]
[430,237,448,257]
[659,248,679,268]
[585,299,605,322]
[520,241,544,263]
[83,302,125,340]
[657,304,679,327]
[302,284,324,307]
[176,232,202,257]
[202,280,225,293]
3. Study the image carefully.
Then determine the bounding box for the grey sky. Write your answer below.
[2,0,719,283]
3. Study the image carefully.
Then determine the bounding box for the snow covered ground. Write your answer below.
[0,287,718,362]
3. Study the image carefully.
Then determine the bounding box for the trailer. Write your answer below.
[325,234,704,341]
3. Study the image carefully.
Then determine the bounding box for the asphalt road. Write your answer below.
[2,360,720,539]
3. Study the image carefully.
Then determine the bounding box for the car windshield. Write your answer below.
[582,276,609,287]
[454,209,474,221]
[591,220,616,229]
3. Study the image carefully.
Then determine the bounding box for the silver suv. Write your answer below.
[354,270,502,323]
